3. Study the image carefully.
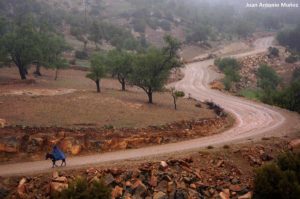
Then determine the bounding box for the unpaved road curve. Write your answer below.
[1,37,299,177]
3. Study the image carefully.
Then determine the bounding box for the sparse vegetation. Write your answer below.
[254,152,300,199]
[54,177,111,199]
[170,88,185,110]
[214,58,241,90]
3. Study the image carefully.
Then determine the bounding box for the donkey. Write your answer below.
[45,153,67,168]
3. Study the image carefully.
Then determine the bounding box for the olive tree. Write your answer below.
[130,35,182,103]
[86,54,107,93]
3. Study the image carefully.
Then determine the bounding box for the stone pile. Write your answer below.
[238,53,270,89]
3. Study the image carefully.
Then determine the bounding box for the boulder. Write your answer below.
[53,176,68,184]
[52,171,59,179]
[112,186,123,199]
[104,173,115,185]
[0,119,6,128]
[289,139,300,151]
[132,180,147,198]
[150,175,158,187]
[238,192,252,199]
[50,182,68,193]
[229,184,242,192]
[153,191,168,199]
[219,190,230,199]
[160,161,168,170]
[70,145,82,155]
[17,178,27,199]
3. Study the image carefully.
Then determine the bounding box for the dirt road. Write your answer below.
[1,37,299,176]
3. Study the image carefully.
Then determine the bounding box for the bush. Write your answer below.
[54,177,111,199]
[75,50,89,60]
[268,47,279,57]
[253,152,300,199]
[285,55,298,63]
[214,57,240,72]
[215,58,240,90]
[257,64,280,91]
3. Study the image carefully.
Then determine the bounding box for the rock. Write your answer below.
[190,184,196,189]
[260,152,273,161]
[150,175,158,187]
[112,186,123,199]
[160,161,168,170]
[195,102,202,108]
[0,137,19,153]
[0,187,9,199]
[289,139,300,151]
[219,189,230,199]
[132,180,147,198]
[0,119,6,128]
[155,180,168,192]
[238,191,252,199]
[231,178,240,185]
[104,173,115,185]
[174,189,188,199]
[59,137,75,152]
[52,171,59,179]
[17,178,27,198]
[217,160,224,167]
[70,145,81,155]
[125,181,132,187]
[229,184,242,192]
[167,181,175,193]
[50,182,68,193]
[52,176,68,183]
[153,191,167,199]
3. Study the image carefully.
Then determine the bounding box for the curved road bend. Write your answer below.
[1,37,299,176]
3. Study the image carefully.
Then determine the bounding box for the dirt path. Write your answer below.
[1,37,299,177]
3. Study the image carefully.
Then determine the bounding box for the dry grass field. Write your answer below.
[0,67,216,128]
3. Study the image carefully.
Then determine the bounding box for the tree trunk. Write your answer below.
[34,63,42,76]
[147,89,153,104]
[55,69,58,80]
[17,65,27,80]
[96,79,101,93]
[121,78,126,91]
[24,67,28,75]
[173,96,177,110]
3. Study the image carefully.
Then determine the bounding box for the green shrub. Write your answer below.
[268,47,279,57]
[214,57,240,72]
[285,55,298,63]
[54,177,111,199]
[239,89,261,100]
[253,152,300,199]
[257,64,280,91]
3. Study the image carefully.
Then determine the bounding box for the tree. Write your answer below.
[89,21,102,49]
[86,54,106,93]
[130,35,182,103]
[52,58,69,80]
[0,20,40,79]
[106,50,134,91]
[171,88,185,110]
[40,35,69,80]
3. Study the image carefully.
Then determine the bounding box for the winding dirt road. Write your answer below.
[0,37,299,177]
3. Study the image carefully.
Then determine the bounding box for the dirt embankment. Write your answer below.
[0,115,232,163]
[1,137,297,199]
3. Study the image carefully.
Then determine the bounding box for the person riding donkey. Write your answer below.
[45,145,67,168]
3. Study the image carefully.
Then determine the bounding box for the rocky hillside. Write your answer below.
[1,137,299,199]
